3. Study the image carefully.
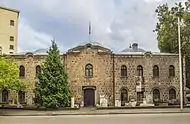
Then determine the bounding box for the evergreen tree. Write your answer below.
[35,41,71,108]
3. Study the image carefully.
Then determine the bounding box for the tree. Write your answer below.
[154,0,190,87]
[0,56,26,91]
[34,41,71,108]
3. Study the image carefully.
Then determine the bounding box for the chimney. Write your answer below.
[132,43,138,50]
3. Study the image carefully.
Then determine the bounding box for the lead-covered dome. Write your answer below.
[78,41,104,47]
[34,48,48,54]
[121,43,145,52]
[67,41,111,53]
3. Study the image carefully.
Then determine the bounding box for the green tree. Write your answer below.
[0,56,26,91]
[34,41,71,108]
[154,0,190,87]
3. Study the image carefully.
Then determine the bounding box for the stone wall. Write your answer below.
[0,45,182,106]
[114,53,180,103]
[66,47,113,105]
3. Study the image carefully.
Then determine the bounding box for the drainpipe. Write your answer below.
[112,53,115,106]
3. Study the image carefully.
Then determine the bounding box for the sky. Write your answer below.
[0,0,183,52]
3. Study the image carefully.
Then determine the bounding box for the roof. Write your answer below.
[68,41,111,52]
[34,48,49,54]
[121,43,145,52]
[114,51,178,56]
[121,48,145,52]
[0,6,19,13]
[14,42,178,56]
[78,41,104,47]
[16,48,65,56]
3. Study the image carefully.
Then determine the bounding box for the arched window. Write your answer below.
[18,91,25,104]
[36,65,41,77]
[153,89,160,101]
[121,65,127,77]
[169,65,175,77]
[153,65,159,77]
[169,88,176,100]
[85,64,93,77]
[2,90,8,103]
[121,89,128,106]
[137,65,143,76]
[19,65,25,77]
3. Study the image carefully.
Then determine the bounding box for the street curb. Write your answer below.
[1,111,190,116]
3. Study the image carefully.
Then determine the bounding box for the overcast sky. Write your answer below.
[0,0,183,52]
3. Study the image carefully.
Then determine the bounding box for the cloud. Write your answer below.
[0,0,184,52]
[18,18,53,52]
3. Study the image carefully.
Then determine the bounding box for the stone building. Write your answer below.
[0,42,184,107]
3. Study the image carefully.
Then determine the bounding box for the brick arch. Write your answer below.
[36,65,41,77]
[120,87,128,106]
[167,86,177,91]
[85,63,93,77]
[169,65,175,77]
[168,86,177,100]
[19,65,25,77]
[151,87,161,93]
[153,65,159,77]
[137,65,143,76]
[2,89,9,103]
[121,65,127,77]
[120,87,129,92]
[152,87,161,102]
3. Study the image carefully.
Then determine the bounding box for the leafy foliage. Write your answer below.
[34,41,71,108]
[154,0,190,87]
[0,56,26,91]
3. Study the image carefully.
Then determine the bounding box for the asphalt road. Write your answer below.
[1,113,190,124]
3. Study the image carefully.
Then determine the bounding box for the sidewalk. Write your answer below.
[0,108,190,116]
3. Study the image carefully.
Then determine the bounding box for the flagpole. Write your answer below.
[178,16,183,111]
[89,21,91,43]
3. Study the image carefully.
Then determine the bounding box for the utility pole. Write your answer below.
[178,16,183,111]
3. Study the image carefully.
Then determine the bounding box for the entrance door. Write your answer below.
[84,88,95,107]
[137,92,144,103]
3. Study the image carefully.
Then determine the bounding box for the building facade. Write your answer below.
[0,42,184,107]
[0,6,19,55]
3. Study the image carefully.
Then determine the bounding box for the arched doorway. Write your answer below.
[169,88,176,100]
[18,90,25,104]
[83,86,95,107]
[121,89,128,106]
[2,90,8,103]
[153,89,160,102]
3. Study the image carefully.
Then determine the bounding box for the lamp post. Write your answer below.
[178,16,183,111]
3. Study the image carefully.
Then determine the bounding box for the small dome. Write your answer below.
[34,48,48,54]
[121,43,145,52]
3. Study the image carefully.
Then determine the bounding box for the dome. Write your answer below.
[34,48,48,54]
[121,43,145,52]
[68,41,111,53]
[78,41,104,47]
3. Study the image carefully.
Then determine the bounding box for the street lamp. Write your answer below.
[178,16,183,111]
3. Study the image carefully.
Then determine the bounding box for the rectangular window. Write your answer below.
[10,45,14,50]
[10,20,15,26]
[10,36,14,41]
[10,52,13,54]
